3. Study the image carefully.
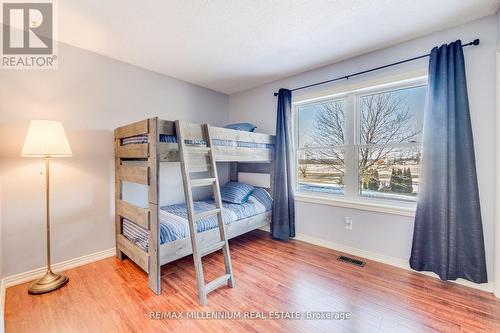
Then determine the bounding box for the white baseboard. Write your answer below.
[293,232,494,293]
[0,247,115,332]
[259,225,270,232]
[0,279,4,333]
[1,248,116,289]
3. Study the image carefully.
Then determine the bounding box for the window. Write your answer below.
[295,79,426,206]
[297,99,346,195]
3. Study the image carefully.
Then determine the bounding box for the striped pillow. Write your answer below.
[220,181,254,204]
[248,188,273,211]
[224,123,257,132]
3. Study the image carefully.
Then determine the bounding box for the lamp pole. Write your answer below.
[28,156,69,295]
[45,156,51,272]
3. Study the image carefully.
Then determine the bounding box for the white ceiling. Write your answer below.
[58,0,500,94]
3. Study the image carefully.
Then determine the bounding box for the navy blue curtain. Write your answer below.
[410,40,487,283]
[271,88,295,240]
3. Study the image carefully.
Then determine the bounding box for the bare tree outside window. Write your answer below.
[297,99,346,194]
[310,101,345,174]
[358,91,421,174]
[357,88,424,201]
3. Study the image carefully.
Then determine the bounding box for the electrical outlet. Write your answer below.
[344,217,353,230]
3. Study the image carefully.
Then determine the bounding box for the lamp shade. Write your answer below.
[21,120,72,157]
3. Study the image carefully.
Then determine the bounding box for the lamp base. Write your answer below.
[28,270,69,295]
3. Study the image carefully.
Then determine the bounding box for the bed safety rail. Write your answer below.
[114,117,161,295]
[116,200,150,230]
[116,234,149,272]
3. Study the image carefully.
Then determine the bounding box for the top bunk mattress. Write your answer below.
[121,134,272,149]
[122,189,273,251]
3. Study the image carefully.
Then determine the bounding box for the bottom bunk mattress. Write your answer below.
[122,190,272,251]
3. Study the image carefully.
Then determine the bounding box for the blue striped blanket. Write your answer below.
[122,191,272,251]
[122,134,271,149]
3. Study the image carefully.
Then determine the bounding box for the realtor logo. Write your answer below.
[1,0,57,69]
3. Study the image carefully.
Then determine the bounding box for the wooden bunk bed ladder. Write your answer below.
[175,120,235,306]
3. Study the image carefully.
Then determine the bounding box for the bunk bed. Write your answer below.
[114,117,274,304]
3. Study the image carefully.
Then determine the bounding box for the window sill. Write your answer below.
[294,193,416,217]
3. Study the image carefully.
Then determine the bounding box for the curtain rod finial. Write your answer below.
[274,92,278,96]
[472,38,480,46]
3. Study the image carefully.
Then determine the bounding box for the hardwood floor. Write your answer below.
[5,230,500,333]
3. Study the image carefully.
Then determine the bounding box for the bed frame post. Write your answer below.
[148,117,161,294]
[230,162,238,182]
[114,139,124,260]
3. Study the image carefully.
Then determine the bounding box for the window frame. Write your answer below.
[293,76,428,215]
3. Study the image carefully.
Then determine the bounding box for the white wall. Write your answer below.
[229,15,497,286]
[0,42,229,277]
[495,10,500,297]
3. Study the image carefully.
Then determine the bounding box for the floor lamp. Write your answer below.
[21,120,72,295]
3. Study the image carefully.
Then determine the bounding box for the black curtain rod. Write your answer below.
[273,38,480,96]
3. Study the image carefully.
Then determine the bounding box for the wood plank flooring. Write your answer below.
[5,230,500,332]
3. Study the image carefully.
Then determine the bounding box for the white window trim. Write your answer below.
[295,193,416,217]
[292,75,427,216]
